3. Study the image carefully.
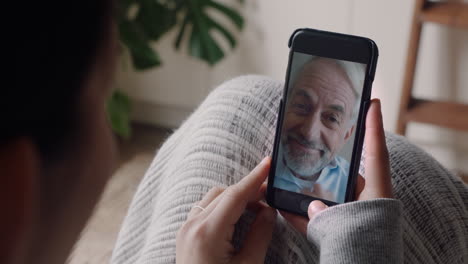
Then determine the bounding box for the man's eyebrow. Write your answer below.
[295,89,311,100]
[328,104,345,114]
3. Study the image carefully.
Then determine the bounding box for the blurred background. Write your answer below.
[117,0,468,171]
[71,0,468,262]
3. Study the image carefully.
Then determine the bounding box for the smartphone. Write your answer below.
[266,28,378,217]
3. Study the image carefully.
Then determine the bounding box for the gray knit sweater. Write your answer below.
[111,76,467,263]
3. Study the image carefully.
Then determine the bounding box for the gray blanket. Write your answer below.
[111,76,467,263]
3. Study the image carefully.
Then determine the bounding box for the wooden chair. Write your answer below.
[396,0,468,135]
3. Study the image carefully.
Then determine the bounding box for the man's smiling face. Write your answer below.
[282,58,356,179]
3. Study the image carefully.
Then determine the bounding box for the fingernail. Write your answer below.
[309,201,328,214]
[260,157,270,165]
[373,98,382,111]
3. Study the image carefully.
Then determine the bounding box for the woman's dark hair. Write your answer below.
[8,0,113,158]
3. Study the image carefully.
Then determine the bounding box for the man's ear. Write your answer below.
[344,125,355,141]
[0,138,40,264]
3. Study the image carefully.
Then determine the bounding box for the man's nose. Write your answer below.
[299,111,321,141]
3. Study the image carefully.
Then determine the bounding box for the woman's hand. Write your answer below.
[281,99,393,234]
[176,157,277,264]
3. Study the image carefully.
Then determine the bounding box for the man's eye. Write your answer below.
[322,113,341,128]
[292,103,310,114]
[327,115,338,123]
[294,103,307,110]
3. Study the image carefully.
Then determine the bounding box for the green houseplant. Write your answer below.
[108,0,244,137]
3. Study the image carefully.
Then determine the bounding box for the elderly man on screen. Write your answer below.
[274,57,365,203]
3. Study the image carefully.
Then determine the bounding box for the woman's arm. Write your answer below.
[307,199,403,263]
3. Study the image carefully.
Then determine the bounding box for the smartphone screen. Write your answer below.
[273,53,366,204]
[267,28,378,214]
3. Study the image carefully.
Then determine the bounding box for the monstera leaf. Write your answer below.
[111,0,244,137]
[174,0,244,65]
[118,0,243,69]
[107,90,132,138]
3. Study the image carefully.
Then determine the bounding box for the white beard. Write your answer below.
[282,137,332,179]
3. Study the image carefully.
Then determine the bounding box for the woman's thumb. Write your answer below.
[308,200,328,219]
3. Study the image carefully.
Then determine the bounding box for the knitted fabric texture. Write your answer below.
[111,75,467,263]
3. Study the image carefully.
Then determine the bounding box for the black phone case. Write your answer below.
[266,28,379,217]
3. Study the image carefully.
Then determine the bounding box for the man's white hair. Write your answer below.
[334,59,366,124]
[294,57,366,125]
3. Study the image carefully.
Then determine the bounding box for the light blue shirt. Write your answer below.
[273,145,350,203]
